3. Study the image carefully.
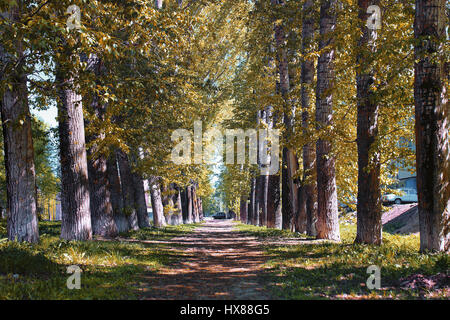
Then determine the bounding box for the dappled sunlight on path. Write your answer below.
[138,219,274,300]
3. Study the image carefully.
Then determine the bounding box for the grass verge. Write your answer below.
[0,219,198,299]
[234,222,449,299]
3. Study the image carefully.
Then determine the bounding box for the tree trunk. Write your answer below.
[247,200,251,225]
[116,150,139,230]
[266,174,281,229]
[107,153,129,233]
[86,56,117,238]
[254,175,261,226]
[264,105,282,230]
[258,175,268,227]
[0,7,39,242]
[191,183,200,223]
[172,184,183,225]
[163,183,183,226]
[149,176,166,227]
[133,172,150,228]
[355,0,382,245]
[315,0,340,241]
[414,0,449,252]
[198,197,204,221]
[297,186,307,233]
[257,112,268,227]
[161,184,173,225]
[56,63,92,240]
[300,0,318,236]
[87,148,117,237]
[180,187,189,223]
[240,195,248,223]
[272,0,298,232]
[181,185,193,223]
[249,176,256,225]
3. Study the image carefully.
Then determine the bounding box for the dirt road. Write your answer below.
[138,219,272,299]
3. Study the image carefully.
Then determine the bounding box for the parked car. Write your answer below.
[382,188,418,204]
[212,212,227,219]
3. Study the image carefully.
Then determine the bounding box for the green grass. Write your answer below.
[123,222,202,241]
[234,222,311,239]
[0,219,198,299]
[1,218,447,300]
[235,222,449,300]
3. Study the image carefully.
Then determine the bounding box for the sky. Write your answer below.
[33,105,58,128]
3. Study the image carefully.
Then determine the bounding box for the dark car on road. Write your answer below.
[212,212,227,219]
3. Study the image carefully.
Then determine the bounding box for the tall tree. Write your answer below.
[300,0,318,236]
[355,0,382,245]
[149,176,167,227]
[191,183,200,223]
[0,5,39,242]
[258,174,268,227]
[132,171,150,228]
[86,56,117,238]
[181,186,193,224]
[107,153,129,233]
[265,108,282,229]
[169,184,183,225]
[257,111,268,227]
[315,0,340,241]
[414,0,449,252]
[248,175,256,225]
[56,55,92,240]
[116,150,139,231]
[240,195,248,223]
[254,174,262,226]
[272,0,298,232]
[198,196,204,221]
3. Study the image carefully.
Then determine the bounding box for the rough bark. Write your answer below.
[240,195,248,223]
[107,153,129,233]
[355,0,382,245]
[414,0,449,252]
[249,176,256,225]
[192,183,200,223]
[247,200,251,225]
[116,150,139,230]
[258,174,268,227]
[87,148,118,237]
[149,176,166,227]
[300,0,318,236]
[254,175,261,226]
[180,187,189,223]
[133,171,150,228]
[86,56,117,238]
[181,185,193,223]
[272,0,298,232]
[266,174,281,229]
[315,0,340,241]
[264,106,282,230]
[297,186,307,233]
[198,197,204,221]
[0,7,39,242]
[170,184,183,225]
[56,63,92,240]
[161,184,173,225]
